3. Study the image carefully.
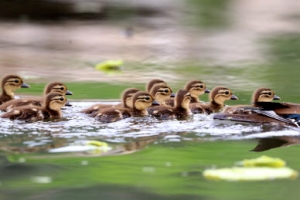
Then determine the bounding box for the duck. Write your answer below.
[165,80,210,107]
[222,87,280,113]
[149,89,192,120]
[190,86,238,114]
[81,88,140,116]
[212,88,300,127]
[149,84,173,106]
[94,91,153,123]
[1,92,67,121]
[0,82,73,112]
[146,79,167,93]
[0,74,30,105]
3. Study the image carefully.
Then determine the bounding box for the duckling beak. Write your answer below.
[21,82,30,88]
[273,95,280,100]
[65,90,73,95]
[170,93,176,98]
[65,101,72,106]
[205,88,210,93]
[152,100,160,106]
[230,94,238,100]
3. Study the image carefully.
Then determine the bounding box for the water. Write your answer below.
[1,102,300,200]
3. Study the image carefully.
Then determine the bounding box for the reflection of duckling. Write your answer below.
[251,136,300,152]
[166,80,210,107]
[0,74,30,105]
[149,85,172,106]
[222,88,280,113]
[0,82,72,111]
[95,91,153,123]
[149,89,192,120]
[81,88,140,116]
[190,86,238,114]
[1,93,67,121]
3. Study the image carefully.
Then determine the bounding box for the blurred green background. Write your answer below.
[1,0,300,200]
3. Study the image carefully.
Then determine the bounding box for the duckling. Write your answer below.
[222,87,280,114]
[1,92,67,121]
[0,74,30,105]
[149,85,173,106]
[165,80,210,107]
[146,79,167,93]
[190,86,238,114]
[0,82,72,112]
[81,88,140,116]
[149,89,192,120]
[94,91,153,123]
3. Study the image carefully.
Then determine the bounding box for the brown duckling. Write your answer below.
[0,74,30,105]
[165,80,210,107]
[1,92,67,121]
[149,85,173,106]
[81,88,140,116]
[149,89,192,120]
[95,91,153,123]
[190,86,238,114]
[0,81,72,112]
[146,79,167,93]
[222,87,280,114]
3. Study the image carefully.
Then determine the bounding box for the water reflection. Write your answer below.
[252,136,300,152]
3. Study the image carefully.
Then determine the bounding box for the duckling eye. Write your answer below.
[225,91,229,95]
[145,97,150,101]
[14,80,19,83]
[60,87,64,90]
[268,92,272,95]
[164,89,169,93]
[60,97,64,101]
[199,85,203,88]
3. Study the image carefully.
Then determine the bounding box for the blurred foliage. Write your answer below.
[2,140,300,199]
[186,0,231,28]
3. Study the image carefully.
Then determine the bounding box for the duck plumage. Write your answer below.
[190,86,238,114]
[0,74,30,105]
[149,89,192,120]
[1,92,67,121]
[81,88,140,116]
[0,82,72,111]
[95,91,153,123]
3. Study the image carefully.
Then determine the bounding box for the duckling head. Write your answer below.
[121,88,140,108]
[132,91,154,111]
[210,86,238,105]
[1,74,30,96]
[44,93,67,111]
[184,80,210,99]
[174,89,192,109]
[252,88,280,103]
[44,82,73,96]
[146,79,167,93]
[150,85,173,105]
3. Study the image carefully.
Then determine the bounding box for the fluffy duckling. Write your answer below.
[1,92,67,121]
[165,80,210,107]
[81,88,140,116]
[146,79,167,93]
[95,91,153,123]
[222,87,280,114]
[190,86,238,114]
[149,89,192,120]
[0,74,30,105]
[149,85,173,106]
[0,82,72,111]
